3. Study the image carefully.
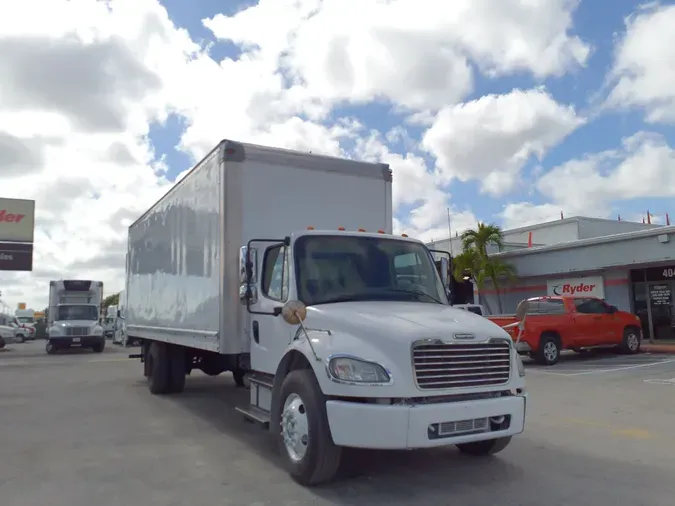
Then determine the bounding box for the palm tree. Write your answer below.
[452,248,492,313]
[483,258,517,313]
[461,222,504,257]
[455,223,516,314]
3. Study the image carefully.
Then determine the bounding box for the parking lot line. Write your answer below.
[562,417,652,439]
[561,358,675,376]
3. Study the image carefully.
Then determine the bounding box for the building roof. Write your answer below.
[493,224,675,259]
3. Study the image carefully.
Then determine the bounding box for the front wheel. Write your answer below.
[456,436,512,456]
[92,341,105,353]
[16,335,25,343]
[277,369,342,486]
[45,340,56,355]
[535,334,561,365]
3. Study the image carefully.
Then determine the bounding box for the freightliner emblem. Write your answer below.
[454,333,475,340]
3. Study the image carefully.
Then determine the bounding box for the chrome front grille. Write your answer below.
[65,327,89,337]
[412,340,511,389]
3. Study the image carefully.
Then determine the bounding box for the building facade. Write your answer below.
[427,217,675,341]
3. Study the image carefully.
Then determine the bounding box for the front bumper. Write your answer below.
[49,335,104,347]
[326,394,526,449]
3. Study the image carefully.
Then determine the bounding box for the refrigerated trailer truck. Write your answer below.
[125,140,527,486]
[46,279,105,354]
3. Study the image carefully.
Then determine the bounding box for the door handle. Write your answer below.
[252,320,260,343]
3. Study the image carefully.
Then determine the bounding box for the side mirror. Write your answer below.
[239,246,259,306]
[239,246,258,284]
[609,305,617,313]
[239,284,258,305]
[439,257,450,289]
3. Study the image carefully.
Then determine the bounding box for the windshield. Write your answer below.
[17,317,34,324]
[293,235,448,306]
[56,305,99,321]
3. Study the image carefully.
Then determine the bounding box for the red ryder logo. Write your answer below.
[0,209,26,224]
[552,282,596,295]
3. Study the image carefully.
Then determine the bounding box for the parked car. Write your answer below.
[10,322,34,342]
[488,296,643,365]
[0,318,16,346]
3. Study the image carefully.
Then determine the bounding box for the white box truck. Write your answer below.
[125,140,527,486]
[46,279,105,354]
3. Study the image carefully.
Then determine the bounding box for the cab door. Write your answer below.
[572,298,616,345]
[243,241,294,375]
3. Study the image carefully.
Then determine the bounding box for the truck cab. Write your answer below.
[239,230,526,484]
[46,280,106,354]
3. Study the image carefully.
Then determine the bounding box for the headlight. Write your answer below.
[515,353,525,377]
[328,356,391,384]
[91,326,103,335]
[48,327,62,336]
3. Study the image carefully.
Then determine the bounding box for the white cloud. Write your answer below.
[501,131,675,228]
[0,0,593,308]
[422,88,585,195]
[205,0,589,112]
[607,3,675,123]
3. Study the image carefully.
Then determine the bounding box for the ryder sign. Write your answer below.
[0,198,35,243]
[547,276,605,299]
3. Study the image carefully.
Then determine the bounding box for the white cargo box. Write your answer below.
[126,140,393,354]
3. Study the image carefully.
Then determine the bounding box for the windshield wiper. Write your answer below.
[382,288,444,304]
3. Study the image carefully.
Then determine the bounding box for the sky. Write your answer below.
[1,0,674,309]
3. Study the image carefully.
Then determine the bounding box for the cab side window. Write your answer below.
[262,245,289,301]
[574,298,610,314]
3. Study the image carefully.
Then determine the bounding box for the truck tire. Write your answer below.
[277,369,342,486]
[535,333,561,365]
[147,341,171,394]
[45,340,56,355]
[167,345,186,394]
[456,436,512,456]
[92,341,105,353]
[620,327,641,354]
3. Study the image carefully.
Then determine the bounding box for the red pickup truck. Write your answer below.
[488,296,642,365]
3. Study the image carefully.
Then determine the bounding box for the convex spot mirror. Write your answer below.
[281,300,307,325]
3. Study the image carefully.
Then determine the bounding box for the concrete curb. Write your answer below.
[642,344,675,354]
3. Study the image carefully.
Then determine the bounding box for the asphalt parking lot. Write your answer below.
[1,342,675,506]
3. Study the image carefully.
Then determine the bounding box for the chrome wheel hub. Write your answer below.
[544,342,558,362]
[627,333,639,351]
[281,393,309,462]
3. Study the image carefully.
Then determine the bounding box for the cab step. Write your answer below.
[235,405,270,428]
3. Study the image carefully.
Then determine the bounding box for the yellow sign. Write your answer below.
[17,302,26,310]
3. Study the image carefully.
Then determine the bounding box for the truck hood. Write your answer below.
[307,301,510,343]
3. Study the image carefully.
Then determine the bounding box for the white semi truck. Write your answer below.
[125,140,527,486]
[46,279,105,354]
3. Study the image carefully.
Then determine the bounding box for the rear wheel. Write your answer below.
[535,333,561,365]
[620,327,641,354]
[167,345,186,393]
[147,341,171,394]
[277,369,342,486]
[456,436,512,456]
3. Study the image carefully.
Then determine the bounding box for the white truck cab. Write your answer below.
[46,280,105,354]
[125,140,527,486]
[238,230,526,484]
